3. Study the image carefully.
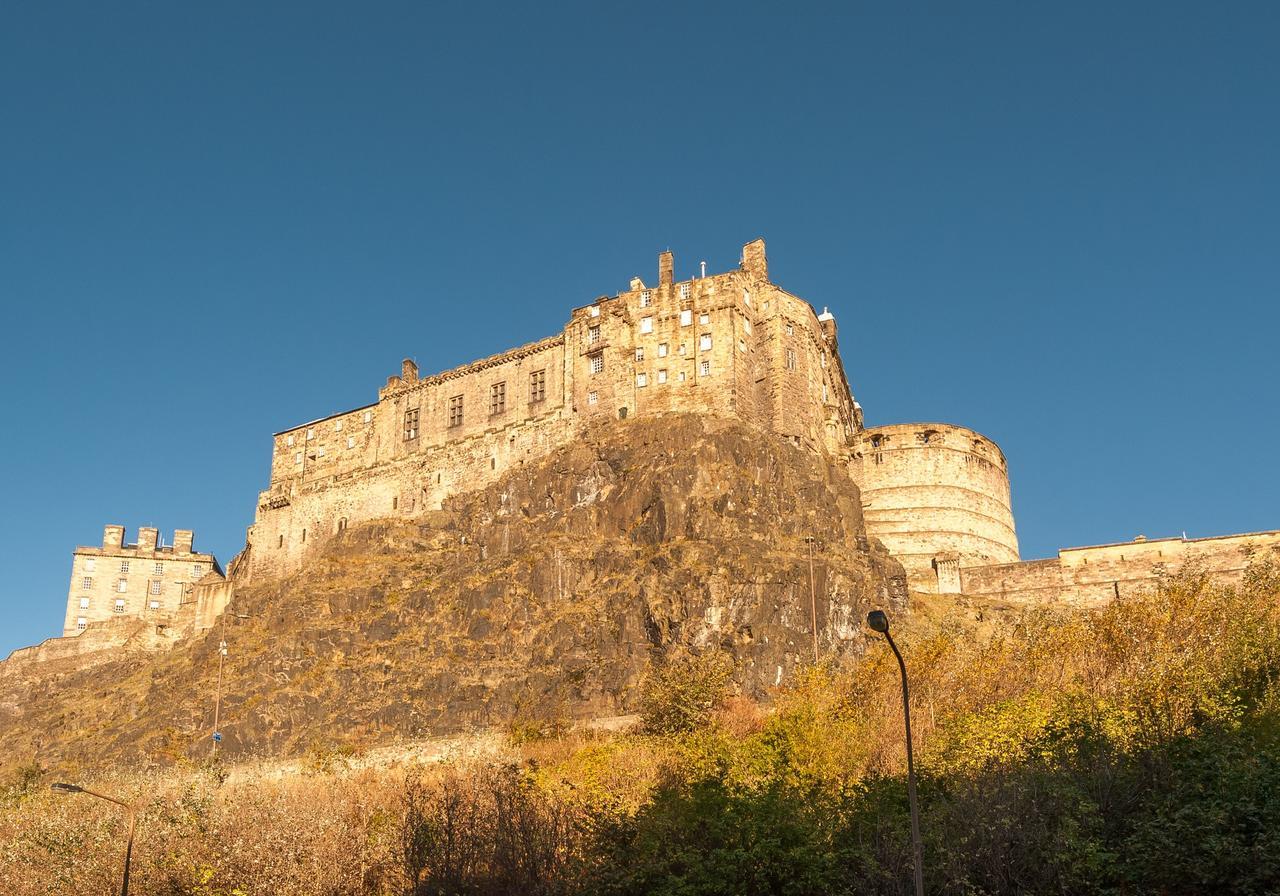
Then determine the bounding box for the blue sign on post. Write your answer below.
[212,732,222,743]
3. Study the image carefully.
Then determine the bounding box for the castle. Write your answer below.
[239,237,1278,598]
[51,237,1279,650]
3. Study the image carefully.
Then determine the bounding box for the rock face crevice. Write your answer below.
[1,415,904,771]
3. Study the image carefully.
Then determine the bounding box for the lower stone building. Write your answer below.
[63,525,223,636]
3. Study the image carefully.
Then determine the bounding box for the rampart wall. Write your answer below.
[959,530,1280,605]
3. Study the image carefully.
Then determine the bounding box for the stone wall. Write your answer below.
[959,530,1280,605]
[850,423,1019,590]
[245,239,866,580]
[63,526,221,636]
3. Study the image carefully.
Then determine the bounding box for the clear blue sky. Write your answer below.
[2,2,1278,657]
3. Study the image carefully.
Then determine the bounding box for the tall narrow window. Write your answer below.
[680,309,692,326]
[81,576,92,590]
[700,360,711,376]
[154,562,164,574]
[679,283,690,299]
[699,333,712,351]
[404,408,419,440]
[448,395,464,428]
[786,348,797,370]
[590,354,604,375]
[115,598,126,612]
[76,617,87,630]
[529,369,546,403]
[640,316,653,334]
[636,372,648,387]
[635,347,644,362]
[657,342,668,357]
[489,381,506,415]
[120,560,130,574]
[588,324,601,345]
[149,580,162,595]
[657,369,668,384]
[640,290,651,306]
[587,390,598,405]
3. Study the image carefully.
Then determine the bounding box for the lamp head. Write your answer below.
[50,782,83,794]
[866,610,890,634]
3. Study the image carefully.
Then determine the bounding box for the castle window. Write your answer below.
[84,558,95,571]
[149,580,162,595]
[588,324,601,345]
[306,428,315,441]
[640,316,653,334]
[79,597,90,609]
[762,300,769,311]
[700,360,711,376]
[640,291,651,307]
[337,518,347,533]
[589,305,600,317]
[786,348,797,370]
[677,343,687,355]
[363,411,372,423]
[738,339,747,353]
[658,369,668,384]
[404,408,420,440]
[786,323,794,336]
[448,395,464,428]
[82,577,92,590]
[588,391,598,406]
[530,369,546,403]
[699,312,709,325]
[590,354,604,375]
[636,372,648,388]
[317,446,326,457]
[678,371,687,382]
[114,598,126,612]
[680,283,691,299]
[193,563,204,576]
[657,343,668,358]
[154,562,163,574]
[743,318,752,335]
[347,436,355,449]
[699,334,712,351]
[295,452,303,465]
[680,309,692,326]
[287,434,295,447]
[76,617,87,630]
[335,420,343,432]
[743,289,751,306]
[635,347,644,362]
[490,381,506,415]
[149,600,160,610]
[120,561,130,574]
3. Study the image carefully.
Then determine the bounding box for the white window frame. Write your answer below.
[335,420,343,432]
[287,434,295,447]
[587,390,598,405]
[76,617,87,630]
[154,562,163,575]
[635,347,644,362]
[347,436,355,449]
[84,558,95,572]
[700,360,711,376]
[117,579,127,593]
[699,312,709,325]
[79,597,90,609]
[590,354,604,375]
[120,560,129,574]
[81,577,92,590]
[657,343,668,358]
[699,334,712,351]
[588,325,601,345]
[657,369,668,384]
[640,291,651,307]
[149,599,161,610]
[363,411,372,423]
[679,309,692,326]
[114,598,126,612]
[636,372,648,387]
[639,316,653,334]
[679,283,690,299]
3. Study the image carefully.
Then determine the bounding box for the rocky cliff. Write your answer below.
[0,415,905,772]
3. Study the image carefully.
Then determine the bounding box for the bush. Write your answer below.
[637,651,733,736]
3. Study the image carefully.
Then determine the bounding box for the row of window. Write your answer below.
[78,596,164,611]
[82,561,206,580]
[286,410,374,447]
[401,370,549,441]
[634,361,712,388]
[82,577,168,594]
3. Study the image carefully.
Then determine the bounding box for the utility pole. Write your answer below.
[806,535,819,663]
[211,635,227,758]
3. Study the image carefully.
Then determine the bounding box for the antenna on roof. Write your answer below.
[700,261,707,278]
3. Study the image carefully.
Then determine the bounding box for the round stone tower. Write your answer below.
[851,423,1019,591]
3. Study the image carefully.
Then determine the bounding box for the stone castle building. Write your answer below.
[62,526,222,636]
[242,237,1277,596]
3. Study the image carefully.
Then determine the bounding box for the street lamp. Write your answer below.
[867,610,924,896]
[50,782,137,896]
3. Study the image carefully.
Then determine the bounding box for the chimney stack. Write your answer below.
[741,238,768,279]
[174,530,194,554]
[658,250,674,287]
[137,527,159,552]
[401,358,419,383]
[103,525,125,549]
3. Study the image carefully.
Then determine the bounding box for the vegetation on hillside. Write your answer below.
[3,563,1278,895]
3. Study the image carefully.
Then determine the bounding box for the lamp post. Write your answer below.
[50,782,136,896]
[867,610,924,896]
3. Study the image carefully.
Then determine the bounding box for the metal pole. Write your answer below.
[211,638,226,758]
[806,536,819,663]
[64,788,135,896]
[884,629,924,896]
